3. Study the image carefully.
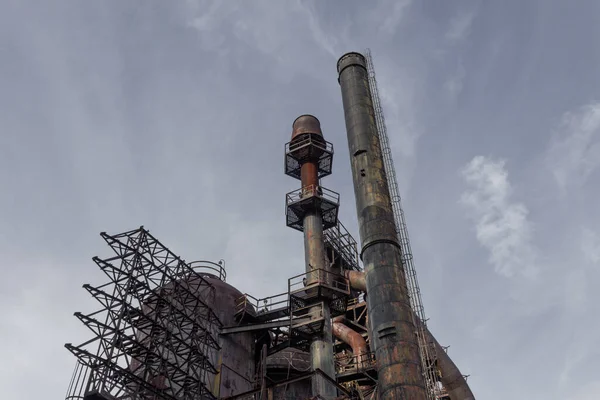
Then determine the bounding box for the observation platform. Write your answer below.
[223,269,350,353]
[285,185,339,232]
[288,269,350,317]
[284,135,333,180]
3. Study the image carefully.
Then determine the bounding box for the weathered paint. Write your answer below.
[344,270,366,292]
[291,115,338,399]
[337,52,428,400]
[292,114,324,140]
[332,316,368,366]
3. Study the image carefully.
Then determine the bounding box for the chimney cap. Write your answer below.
[336,52,367,76]
[291,115,323,140]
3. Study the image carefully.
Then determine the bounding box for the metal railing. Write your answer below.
[288,268,349,296]
[346,293,366,308]
[324,221,361,271]
[433,381,449,399]
[285,185,340,205]
[65,360,91,400]
[235,292,288,316]
[335,351,377,375]
[285,135,333,156]
[188,260,227,282]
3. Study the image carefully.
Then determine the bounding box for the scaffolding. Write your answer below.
[365,49,439,399]
[65,227,222,400]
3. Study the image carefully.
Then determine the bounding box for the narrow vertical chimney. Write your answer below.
[337,52,427,400]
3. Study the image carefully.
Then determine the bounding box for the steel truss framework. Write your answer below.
[65,227,222,400]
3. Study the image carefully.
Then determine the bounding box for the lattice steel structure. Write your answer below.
[364,49,439,399]
[65,227,222,400]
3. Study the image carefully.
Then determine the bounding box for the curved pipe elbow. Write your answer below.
[344,270,366,292]
[332,316,368,366]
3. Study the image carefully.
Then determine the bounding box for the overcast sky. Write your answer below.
[1,1,599,399]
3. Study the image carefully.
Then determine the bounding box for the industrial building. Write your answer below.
[64,51,475,400]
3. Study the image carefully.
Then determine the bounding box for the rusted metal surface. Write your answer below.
[344,272,475,399]
[343,254,475,398]
[290,115,337,399]
[267,349,311,372]
[337,52,428,400]
[332,316,368,367]
[344,270,366,292]
[301,162,319,188]
[304,212,337,398]
[421,324,475,400]
[195,275,256,398]
[222,369,350,400]
[292,114,324,140]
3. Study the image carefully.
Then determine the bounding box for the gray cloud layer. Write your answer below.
[1,1,599,399]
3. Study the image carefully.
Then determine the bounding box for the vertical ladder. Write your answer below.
[364,49,439,399]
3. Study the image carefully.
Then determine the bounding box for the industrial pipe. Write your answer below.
[332,316,368,367]
[291,115,337,399]
[345,270,475,400]
[337,52,427,399]
[344,270,366,292]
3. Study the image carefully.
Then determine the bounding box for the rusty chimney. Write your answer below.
[336,52,428,399]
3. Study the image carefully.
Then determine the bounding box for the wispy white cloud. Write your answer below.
[547,102,600,191]
[460,156,539,278]
[444,60,466,99]
[185,0,342,73]
[297,1,341,58]
[581,227,600,264]
[371,0,412,35]
[446,9,477,44]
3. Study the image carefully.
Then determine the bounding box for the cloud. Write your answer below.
[445,9,477,44]
[547,102,600,191]
[297,1,341,58]
[460,156,539,278]
[370,0,412,36]
[565,381,600,400]
[444,60,466,99]
[184,0,341,82]
[581,227,600,264]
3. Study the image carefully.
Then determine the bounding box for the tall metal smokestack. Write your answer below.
[285,115,338,398]
[336,52,428,399]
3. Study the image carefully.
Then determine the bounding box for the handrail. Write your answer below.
[323,220,361,271]
[286,135,333,155]
[288,268,349,294]
[335,351,377,374]
[285,185,340,205]
[188,260,226,282]
[235,292,289,315]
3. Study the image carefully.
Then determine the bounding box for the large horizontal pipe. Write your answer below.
[346,270,475,399]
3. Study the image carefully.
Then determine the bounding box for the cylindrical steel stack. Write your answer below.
[337,52,428,400]
[286,115,337,398]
